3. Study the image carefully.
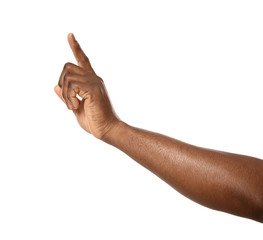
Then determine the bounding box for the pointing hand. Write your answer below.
[54,33,120,139]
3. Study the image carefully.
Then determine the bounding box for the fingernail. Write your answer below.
[71,33,76,41]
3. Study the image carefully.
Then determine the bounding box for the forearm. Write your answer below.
[103,121,263,222]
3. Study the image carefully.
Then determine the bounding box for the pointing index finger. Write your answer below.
[67,33,95,74]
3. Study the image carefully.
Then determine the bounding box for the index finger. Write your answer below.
[68,33,95,74]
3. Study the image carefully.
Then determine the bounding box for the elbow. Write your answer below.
[251,197,263,223]
[254,206,263,223]
[240,191,263,223]
[253,211,263,223]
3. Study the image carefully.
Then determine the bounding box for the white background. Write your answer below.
[0,0,263,239]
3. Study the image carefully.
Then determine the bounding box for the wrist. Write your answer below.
[101,120,129,146]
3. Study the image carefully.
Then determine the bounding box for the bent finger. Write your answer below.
[58,62,86,88]
[61,74,75,110]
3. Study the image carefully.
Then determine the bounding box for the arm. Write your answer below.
[55,33,263,223]
[103,122,263,223]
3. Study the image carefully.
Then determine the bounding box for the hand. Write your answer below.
[54,33,120,139]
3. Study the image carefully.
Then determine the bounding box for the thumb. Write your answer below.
[54,85,65,103]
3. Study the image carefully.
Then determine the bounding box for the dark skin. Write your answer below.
[54,33,263,223]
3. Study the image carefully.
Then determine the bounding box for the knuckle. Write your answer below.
[63,73,70,81]
[68,81,75,88]
[98,76,104,83]
[63,62,72,70]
